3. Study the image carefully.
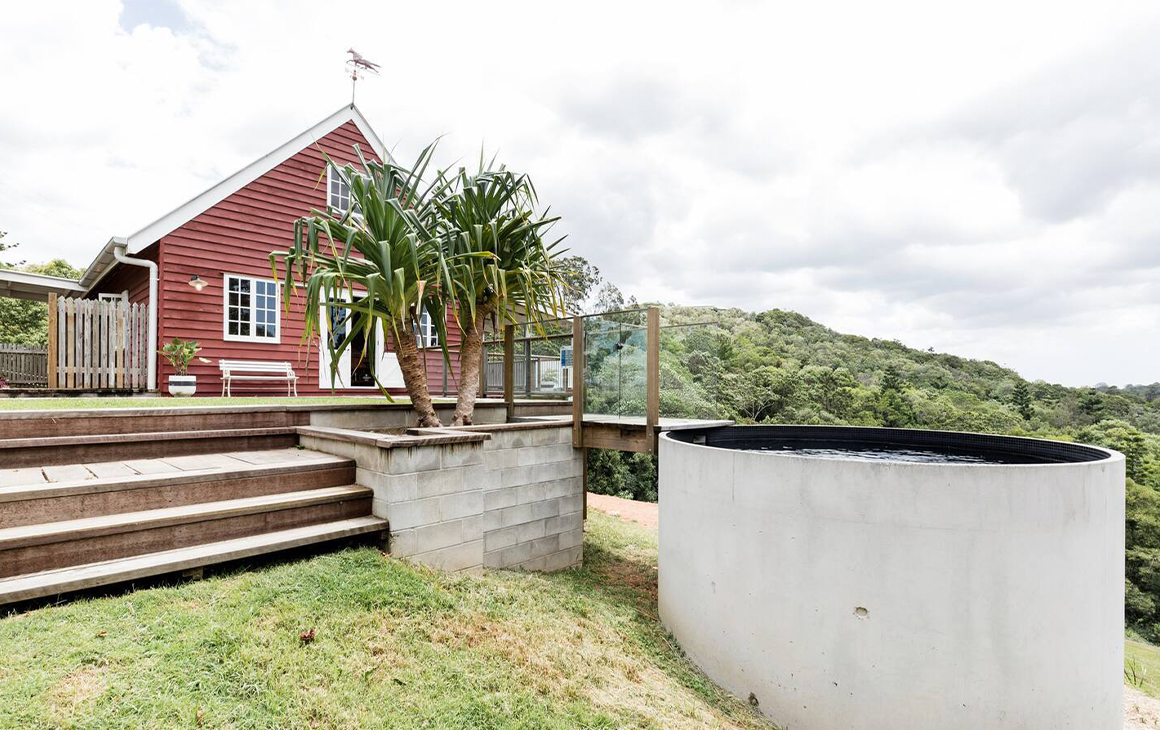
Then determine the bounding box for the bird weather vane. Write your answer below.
[345,48,380,104]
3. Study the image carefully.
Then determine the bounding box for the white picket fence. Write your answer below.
[48,294,149,390]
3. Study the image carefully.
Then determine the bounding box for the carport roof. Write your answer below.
[0,269,85,301]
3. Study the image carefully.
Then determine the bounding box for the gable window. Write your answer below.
[327,166,352,214]
[224,274,279,342]
[414,309,439,348]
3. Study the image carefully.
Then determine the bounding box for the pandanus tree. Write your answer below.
[436,163,567,425]
[272,144,455,427]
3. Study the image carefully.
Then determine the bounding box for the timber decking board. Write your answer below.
[0,469,47,488]
[0,429,299,468]
[42,465,94,483]
[0,459,356,528]
[0,485,371,550]
[0,516,389,605]
[0,486,372,578]
[84,461,139,479]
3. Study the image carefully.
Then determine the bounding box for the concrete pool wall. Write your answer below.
[658,426,1125,730]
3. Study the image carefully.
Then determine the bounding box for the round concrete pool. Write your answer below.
[658,425,1124,730]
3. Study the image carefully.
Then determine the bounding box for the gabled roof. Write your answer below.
[80,104,388,291]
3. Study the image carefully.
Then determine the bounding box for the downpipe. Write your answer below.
[112,239,158,391]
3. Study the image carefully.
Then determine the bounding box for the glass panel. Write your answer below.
[583,311,647,418]
[657,321,732,421]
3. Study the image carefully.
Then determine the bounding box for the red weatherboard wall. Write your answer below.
[140,120,462,396]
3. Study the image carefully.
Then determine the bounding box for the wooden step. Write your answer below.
[0,427,299,467]
[0,407,308,441]
[0,516,389,605]
[0,452,356,528]
[0,486,372,578]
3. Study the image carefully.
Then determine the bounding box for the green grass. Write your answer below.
[0,396,425,411]
[0,512,774,729]
[1127,639,1160,697]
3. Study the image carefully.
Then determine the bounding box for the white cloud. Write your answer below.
[0,0,1157,386]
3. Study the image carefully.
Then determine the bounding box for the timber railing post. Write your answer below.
[46,293,58,390]
[503,324,515,421]
[646,306,660,452]
[572,316,584,449]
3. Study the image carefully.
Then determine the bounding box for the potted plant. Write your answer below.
[160,338,204,396]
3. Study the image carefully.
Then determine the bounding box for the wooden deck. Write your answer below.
[577,415,733,453]
[0,448,339,489]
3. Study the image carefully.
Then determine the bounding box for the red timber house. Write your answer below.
[77,104,461,396]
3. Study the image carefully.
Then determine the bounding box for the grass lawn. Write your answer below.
[1127,639,1160,697]
[0,512,773,730]
[0,396,424,411]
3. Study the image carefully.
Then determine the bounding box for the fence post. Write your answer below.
[503,324,515,421]
[572,316,584,449]
[47,294,58,389]
[646,306,660,453]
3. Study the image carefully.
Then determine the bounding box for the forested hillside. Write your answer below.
[583,303,1160,639]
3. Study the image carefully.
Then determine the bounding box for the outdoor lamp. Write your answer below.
[188,274,208,291]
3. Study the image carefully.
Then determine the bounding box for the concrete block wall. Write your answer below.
[299,421,583,574]
[478,426,584,571]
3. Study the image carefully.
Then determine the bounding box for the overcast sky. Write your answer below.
[1,0,1157,387]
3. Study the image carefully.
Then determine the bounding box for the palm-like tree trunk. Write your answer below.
[451,302,492,426]
[391,318,442,427]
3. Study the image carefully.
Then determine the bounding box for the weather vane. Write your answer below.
[345,48,380,104]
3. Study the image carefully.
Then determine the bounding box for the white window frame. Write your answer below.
[223,274,281,344]
[415,309,439,348]
[97,292,127,303]
[326,165,370,217]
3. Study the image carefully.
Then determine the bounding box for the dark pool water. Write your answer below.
[745,445,1019,464]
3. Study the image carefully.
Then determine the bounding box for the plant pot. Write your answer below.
[168,375,197,397]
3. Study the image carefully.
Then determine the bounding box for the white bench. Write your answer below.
[219,360,298,397]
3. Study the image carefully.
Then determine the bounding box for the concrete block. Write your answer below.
[501,465,534,489]
[516,518,547,543]
[559,526,585,550]
[517,482,548,505]
[439,490,483,521]
[484,486,520,512]
[532,428,558,446]
[441,443,483,468]
[520,556,547,571]
[461,514,483,541]
[558,427,574,444]
[359,469,418,503]
[516,447,545,467]
[546,511,583,536]
[482,508,504,532]
[484,524,520,552]
[385,445,442,474]
[388,528,416,556]
[500,502,534,528]
[416,467,467,499]
[476,468,502,491]
[530,463,557,484]
[528,533,561,559]
[503,431,531,448]
[385,496,441,530]
[494,540,533,568]
[411,519,470,554]
[530,498,560,521]
[483,549,503,569]
[559,494,584,515]
[541,546,583,571]
[411,539,483,573]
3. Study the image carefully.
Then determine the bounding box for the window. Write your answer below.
[327,165,369,216]
[97,292,126,303]
[414,309,438,348]
[224,274,279,342]
[327,166,352,214]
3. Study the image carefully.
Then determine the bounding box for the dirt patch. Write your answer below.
[50,663,108,719]
[587,494,658,529]
[1127,686,1160,729]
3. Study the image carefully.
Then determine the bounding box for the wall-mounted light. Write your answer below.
[188,274,208,292]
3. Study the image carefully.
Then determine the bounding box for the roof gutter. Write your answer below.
[112,238,158,392]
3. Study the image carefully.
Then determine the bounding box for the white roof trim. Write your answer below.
[122,103,387,256]
[0,268,85,302]
[79,105,389,291]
